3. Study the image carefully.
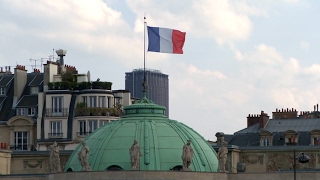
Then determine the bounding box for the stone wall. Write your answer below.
[10,153,70,174]
[0,171,320,180]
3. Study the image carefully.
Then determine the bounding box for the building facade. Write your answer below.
[0,50,131,174]
[125,69,169,116]
[213,105,320,174]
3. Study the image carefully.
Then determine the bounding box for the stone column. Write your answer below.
[9,127,14,149]
[29,125,33,151]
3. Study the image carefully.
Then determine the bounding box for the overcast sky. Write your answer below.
[1,0,320,140]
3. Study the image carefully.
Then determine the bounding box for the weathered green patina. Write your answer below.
[64,96,218,172]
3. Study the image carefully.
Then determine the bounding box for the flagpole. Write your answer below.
[143,15,147,98]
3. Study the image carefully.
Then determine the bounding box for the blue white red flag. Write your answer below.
[147,26,186,54]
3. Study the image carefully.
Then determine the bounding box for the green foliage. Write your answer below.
[47,80,112,90]
[76,102,86,108]
[61,70,75,82]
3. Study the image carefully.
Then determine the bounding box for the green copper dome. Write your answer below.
[64,96,218,172]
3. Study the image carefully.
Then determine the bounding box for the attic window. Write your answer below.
[263,139,270,146]
[30,87,39,94]
[310,130,320,146]
[0,87,5,95]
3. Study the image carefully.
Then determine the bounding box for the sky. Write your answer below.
[1,0,320,140]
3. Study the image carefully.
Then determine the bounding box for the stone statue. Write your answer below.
[181,140,193,171]
[49,141,61,173]
[129,140,142,170]
[78,141,92,171]
[218,141,228,172]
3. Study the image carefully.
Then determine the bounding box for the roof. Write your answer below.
[227,133,260,147]
[0,97,6,105]
[235,123,260,134]
[264,118,320,132]
[228,117,320,147]
[28,73,44,86]
[0,75,13,87]
[16,95,38,107]
[64,95,218,172]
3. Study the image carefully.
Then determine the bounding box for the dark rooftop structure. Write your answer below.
[221,105,320,148]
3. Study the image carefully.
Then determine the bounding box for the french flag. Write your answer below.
[147,26,186,54]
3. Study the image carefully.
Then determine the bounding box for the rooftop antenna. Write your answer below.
[30,58,43,70]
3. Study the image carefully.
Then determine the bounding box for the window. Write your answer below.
[14,132,29,150]
[115,97,122,105]
[88,120,98,133]
[98,96,105,107]
[314,138,319,145]
[290,137,295,143]
[30,87,39,94]
[0,87,5,95]
[82,96,87,107]
[16,108,36,116]
[50,121,62,137]
[99,120,109,127]
[107,97,111,108]
[28,108,35,116]
[89,96,96,107]
[52,97,63,113]
[79,120,86,136]
[263,139,270,146]
[17,108,26,115]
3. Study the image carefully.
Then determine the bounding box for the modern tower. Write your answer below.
[125,68,169,117]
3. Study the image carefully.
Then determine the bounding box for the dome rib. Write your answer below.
[150,121,160,169]
[167,121,203,171]
[144,119,150,166]
[91,121,123,170]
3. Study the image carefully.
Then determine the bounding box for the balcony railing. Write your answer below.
[48,133,63,138]
[77,132,91,136]
[46,108,69,117]
[9,144,33,151]
[75,107,120,117]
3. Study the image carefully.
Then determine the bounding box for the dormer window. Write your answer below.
[263,139,271,146]
[284,130,298,146]
[259,130,273,146]
[17,108,36,116]
[0,87,5,95]
[310,129,320,145]
[30,87,39,94]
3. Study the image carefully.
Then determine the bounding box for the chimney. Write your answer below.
[14,65,28,107]
[259,111,269,129]
[55,49,67,74]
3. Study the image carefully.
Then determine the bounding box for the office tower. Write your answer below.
[125,69,169,117]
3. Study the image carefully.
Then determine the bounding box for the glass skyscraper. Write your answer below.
[125,69,169,117]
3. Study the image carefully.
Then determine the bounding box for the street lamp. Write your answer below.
[294,149,310,180]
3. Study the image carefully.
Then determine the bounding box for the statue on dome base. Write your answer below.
[182,140,193,171]
[218,141,229,172]
[49,141,61,173]
[78,141,92,171]
[129,140,142,170]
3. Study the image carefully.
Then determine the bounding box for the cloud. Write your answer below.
[1,0,143,67]
[284,0,300,3]
[300,41,309,49]
[127,0,266,46]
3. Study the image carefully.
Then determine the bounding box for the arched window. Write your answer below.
[106,165,123,171]
[67,168,73,172]
[170,165,183,171]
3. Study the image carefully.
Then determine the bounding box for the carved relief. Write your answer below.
[23,159,43,168]
[242,155,264,164]
[267,153,316,172]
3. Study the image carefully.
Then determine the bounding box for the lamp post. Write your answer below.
[293,149,310,180]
